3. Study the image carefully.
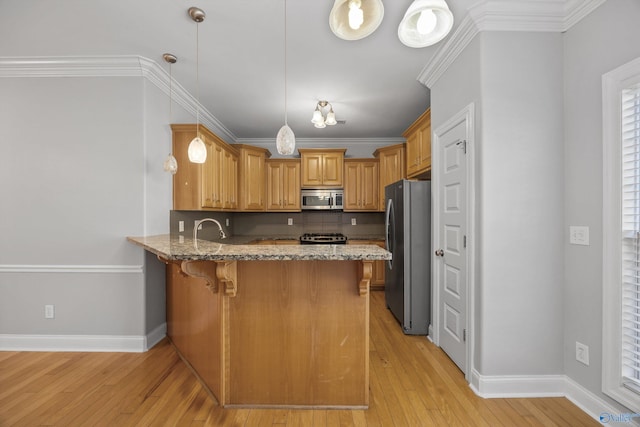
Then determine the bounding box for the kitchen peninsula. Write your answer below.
[127,235,391,409]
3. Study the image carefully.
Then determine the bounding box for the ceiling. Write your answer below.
[0,0,476,140]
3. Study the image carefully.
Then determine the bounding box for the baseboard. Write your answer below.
[0,323,166,353]
[470,370,565,398]
[470,369,622,424]
[145,323,167,351]
[564,376,622,424]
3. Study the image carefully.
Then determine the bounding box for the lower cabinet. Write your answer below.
[348,240,386,290]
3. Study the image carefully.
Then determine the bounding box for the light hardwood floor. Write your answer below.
[0,291,597,426]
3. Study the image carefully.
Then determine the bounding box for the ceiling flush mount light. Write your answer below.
[163,53,178,175]
[398,0,454,48]
[311,101,337,129]
[329,0,384,41]
[187,7,207,164]
[276,0,296,155]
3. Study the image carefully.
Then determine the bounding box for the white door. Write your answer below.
[433,110,471,374]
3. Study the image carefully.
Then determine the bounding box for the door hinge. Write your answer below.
[456,139,467,154]
[463,235,467,248]
[463,329,467,342]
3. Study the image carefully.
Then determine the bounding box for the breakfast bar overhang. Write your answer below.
[127,235,391,409]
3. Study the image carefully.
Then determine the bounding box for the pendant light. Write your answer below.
[163,53,178,174]
[276,0,296,155]
[329,0,384,41]
[187,7,207,164]
[398,0,454,48]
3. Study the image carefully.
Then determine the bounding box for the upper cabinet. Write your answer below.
[266,159,301,212]
[235,144,271,211]
[374,143,406,212]
[299,148,346,188]
[404,108,431,179]
[344,159,379,211]
[171,124,239,211]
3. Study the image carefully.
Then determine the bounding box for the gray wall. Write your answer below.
[563,0,640,407]
[0,73,184,342]
[432,31,566,376]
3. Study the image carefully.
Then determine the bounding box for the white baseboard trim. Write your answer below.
[0,323,166,353]
[470,369,622,424]
[470,370,565,398]
[564,376,621,424]
[145,323,167,351]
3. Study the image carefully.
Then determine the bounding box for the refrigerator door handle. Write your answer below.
[385,197,394,270]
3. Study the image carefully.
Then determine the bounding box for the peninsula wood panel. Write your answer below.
[228,260,369,407]
[166,263,224,401]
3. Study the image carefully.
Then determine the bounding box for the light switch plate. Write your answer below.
[569,226,589,246]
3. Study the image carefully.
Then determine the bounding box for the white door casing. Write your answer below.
[431,103,475,380]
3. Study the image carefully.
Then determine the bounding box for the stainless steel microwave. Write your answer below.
[301,189,343,210]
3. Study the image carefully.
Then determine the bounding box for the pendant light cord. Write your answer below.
[284,0,288,126]
[195,20,200,138]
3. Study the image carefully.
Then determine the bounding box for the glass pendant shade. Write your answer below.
[325,109,337,126]
[163,153,178,174]
[398,0,453,48]
[329,0,384,41]
[276,124,296,155]
[188,136,207,163]
[314,120,327,129]
[311,108,324,124]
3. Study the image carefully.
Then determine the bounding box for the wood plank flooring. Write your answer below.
[0,291,598,426]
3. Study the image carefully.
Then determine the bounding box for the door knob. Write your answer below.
[435,249,444,257]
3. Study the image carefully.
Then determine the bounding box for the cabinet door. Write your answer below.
[418,117,431,170]
[244,150,265,210]
[282,161,301,210]
[406,133,420,177]
[200,139,215,208]
[266,161,284,210]
[302,153,324,187]
[322,153,343,187]
[223,150,238,210]
[212,144,224,209]
[377,145,405,211]
[344,162,361,210]
[360,161,379,211]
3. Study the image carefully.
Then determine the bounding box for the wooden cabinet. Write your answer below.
[404,108,431,179]
[236,144,271,211]
[171,124,239,211]
[266,159,301,211]
[223,149,238,210]
[348,240,386,290]
[344,159,379,211]
[374,144,406,212]
[299,148,346,188]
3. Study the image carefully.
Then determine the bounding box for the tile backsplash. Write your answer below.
[170,210,384,240]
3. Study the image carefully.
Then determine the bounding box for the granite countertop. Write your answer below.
[127,235,391,261]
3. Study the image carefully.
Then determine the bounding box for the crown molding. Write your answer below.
[236,137,406,147]
[0,55,237,143]
[418,0,607,88]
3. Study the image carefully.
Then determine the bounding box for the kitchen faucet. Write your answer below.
[193,218,227,242]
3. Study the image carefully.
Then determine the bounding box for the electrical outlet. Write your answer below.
[287,218,293,226]
[195,220,202,230]
[351,218,357,226]
[226,218,230,227]
[178,221,184,232]
[576,341,589,366]
[569,226,589,245]
[45,304,55,319]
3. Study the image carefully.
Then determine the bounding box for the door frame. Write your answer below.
[430,102,476,383]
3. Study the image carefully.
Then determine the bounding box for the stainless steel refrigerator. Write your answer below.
[384,179,431,335]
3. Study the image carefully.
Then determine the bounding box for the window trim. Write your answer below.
[603,56,640,413]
